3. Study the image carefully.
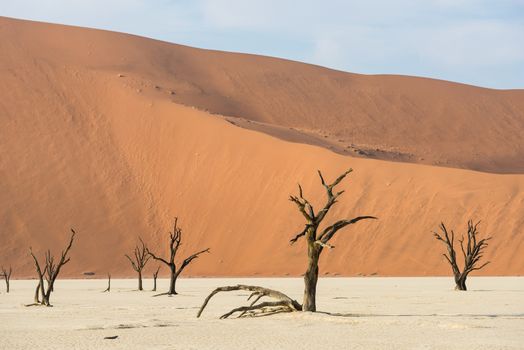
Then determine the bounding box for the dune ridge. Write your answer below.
[0,17,523,277]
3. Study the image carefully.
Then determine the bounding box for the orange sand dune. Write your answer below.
[0,17,523,277]
[2,17,524,173]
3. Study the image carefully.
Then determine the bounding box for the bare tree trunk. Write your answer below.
[103,274,111,292]
[42,291,50,306]
[303,246,320,312]
[455,274,467,291]
[34,282,41,303]
[152,266,160,292]
[138,270,143,291]
[1,266,12,293]
[168,267,177,295]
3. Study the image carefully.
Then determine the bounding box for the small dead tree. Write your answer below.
[147,218,209,295]
[125,238,151,291]
[28,229,76,306]
[198,168,376,317]
[103,273,111,292]
[1,266,12,293]
[433,220,491,291]
[152,266,160,292]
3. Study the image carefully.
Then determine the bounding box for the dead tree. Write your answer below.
[28,229,76,306]
[147,218,209,295]
[289,169,376,311]
[198,168,376,317]
[1,266,12,293]
[197,285,301,319]
[433,220,491,291]
[125,238,151,291]
[103,273,111,292]
[152,266,160,292]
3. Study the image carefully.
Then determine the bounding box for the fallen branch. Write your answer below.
[197,285,301,319]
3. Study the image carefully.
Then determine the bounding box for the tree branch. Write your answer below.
[290,225,310,244]
[178,248,210,274]
[147,250,170,266]
[319,216,377,243]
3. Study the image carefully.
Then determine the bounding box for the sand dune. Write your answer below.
[0,17,523,278]
[2,17,524,173]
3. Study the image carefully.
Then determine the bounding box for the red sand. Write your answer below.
[0,17,523,277]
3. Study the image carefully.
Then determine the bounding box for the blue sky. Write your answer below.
[2,0,524,89]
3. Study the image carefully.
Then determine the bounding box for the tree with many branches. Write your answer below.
[433,220,491,291]
[125,238,151,291]
[1,266,12,293]
[289,168,377,311]
[198,168,377,318]
[147,218,210,295]
[28,229,76,306]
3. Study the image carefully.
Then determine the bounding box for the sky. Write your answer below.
[1,0,524,89]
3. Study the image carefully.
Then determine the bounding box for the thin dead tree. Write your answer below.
[103,273,111,292]
[152,266,160,292]
[28,229,76,306]
[433,220,491,291]
[125,238,151,291]
[1,266,12,293]
[198,168,376,317]
[147,218,209,295]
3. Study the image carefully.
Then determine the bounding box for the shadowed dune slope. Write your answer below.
[0,17,523,277]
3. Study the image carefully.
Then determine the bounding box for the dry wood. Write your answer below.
[433,220,491,290]
[1,266,12,293]
[103,273,111,292]
[125,238,151,291]
[27,229,76,306]
[290,169,376,311]
[197,285,301,319]
[198,168,376,318]
[147,218,209,295]
[152,266,160,292]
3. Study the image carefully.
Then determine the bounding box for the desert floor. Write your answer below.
[0,277,523,349]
